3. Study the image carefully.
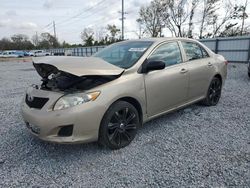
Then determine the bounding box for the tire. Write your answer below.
[202,77,222,106]
[248,72,250,78]
[98,101,139,150]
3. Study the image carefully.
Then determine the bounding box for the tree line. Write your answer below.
[0,24,122,51]
[0,32,60,51]
[137,0,249,38]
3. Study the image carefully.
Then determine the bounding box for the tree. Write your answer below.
[138,0,200,37]
[219,23,240,37]
[0,38,14,50]
[94,27,106,43]
[11,34,28,44]
[10,34,34,50]
[38,32,60,49]
[98,35,110,45]
[80,28,95,46]
[187,0,199,38]
[163,0,193,37]
[138,0,164,37]
[199,0,220,39]
[210,2,237,37]
[232,0,249,35]
[31,33,39,47]
[61,41,71,48]
[106,24,120,42]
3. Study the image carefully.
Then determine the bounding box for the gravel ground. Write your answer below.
[0,62,249,187]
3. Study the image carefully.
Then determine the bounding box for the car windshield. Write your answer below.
[93,41,153,69]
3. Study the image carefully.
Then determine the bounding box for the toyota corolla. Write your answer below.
[21,38,227,149]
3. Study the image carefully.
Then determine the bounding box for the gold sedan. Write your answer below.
[21,38,227,149]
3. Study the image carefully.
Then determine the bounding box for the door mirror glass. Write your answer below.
[142,60,165,73]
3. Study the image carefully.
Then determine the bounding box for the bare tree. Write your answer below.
[211,1,236,37]
[232,0,249,35]
[187,0,199,38]
[165,0,193,37]
[138,0,203,37]
[94,27,106,43]
[138,0,164,37]
[199,0,220,39]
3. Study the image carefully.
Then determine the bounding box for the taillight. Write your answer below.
[224,60,228,65]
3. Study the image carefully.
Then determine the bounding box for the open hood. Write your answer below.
[32,56,124,78]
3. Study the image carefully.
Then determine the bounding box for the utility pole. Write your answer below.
[119,0,127,40]
[121,0,124,40]
[53,21,57,39]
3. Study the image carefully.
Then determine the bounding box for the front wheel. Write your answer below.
[202,77,222,106]
[98,101,139,150]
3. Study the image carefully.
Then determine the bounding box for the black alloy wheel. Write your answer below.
[202,77,222,106]
[99,101,139,150]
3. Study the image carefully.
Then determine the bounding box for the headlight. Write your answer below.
[53,91,100,111]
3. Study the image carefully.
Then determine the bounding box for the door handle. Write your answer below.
[208,62,213,66]
[180,68,188,74]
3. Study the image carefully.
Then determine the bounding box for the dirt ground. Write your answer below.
[0,57,32,63]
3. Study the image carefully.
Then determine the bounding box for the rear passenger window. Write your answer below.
[200,46,209,58]
[182,42,209,61]
[148,42,182,67]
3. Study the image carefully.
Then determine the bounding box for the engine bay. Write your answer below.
[33,62,121,92]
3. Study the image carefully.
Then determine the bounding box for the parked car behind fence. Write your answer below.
[34,50,50,57]
[0,51,20,58]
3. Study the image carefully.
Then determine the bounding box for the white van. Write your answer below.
[34,50,50,57]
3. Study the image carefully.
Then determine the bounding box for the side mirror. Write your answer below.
[141,59,165,73]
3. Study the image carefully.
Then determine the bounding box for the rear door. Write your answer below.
[144,41,189,117]
[180,41,215,100]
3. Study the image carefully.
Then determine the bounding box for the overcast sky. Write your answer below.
[0,0,249,44]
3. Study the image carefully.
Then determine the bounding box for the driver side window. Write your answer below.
[148,42,182,67]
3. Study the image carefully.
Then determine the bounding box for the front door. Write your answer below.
[144,42,189,117]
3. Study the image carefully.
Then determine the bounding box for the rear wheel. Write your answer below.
[202,77,222,106]
[98,101,139,150]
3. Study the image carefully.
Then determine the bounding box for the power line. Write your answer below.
[55,0,119,30]
[42,22,53,29]
[55,0,109,27]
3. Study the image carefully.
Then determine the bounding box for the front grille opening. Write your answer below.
[58,125,73,137]
[25,94,49,109]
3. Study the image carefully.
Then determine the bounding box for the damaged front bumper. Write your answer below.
[21,87,107,144]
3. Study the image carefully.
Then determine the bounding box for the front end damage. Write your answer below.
[34,63,121,92]
[21,56,124,143]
